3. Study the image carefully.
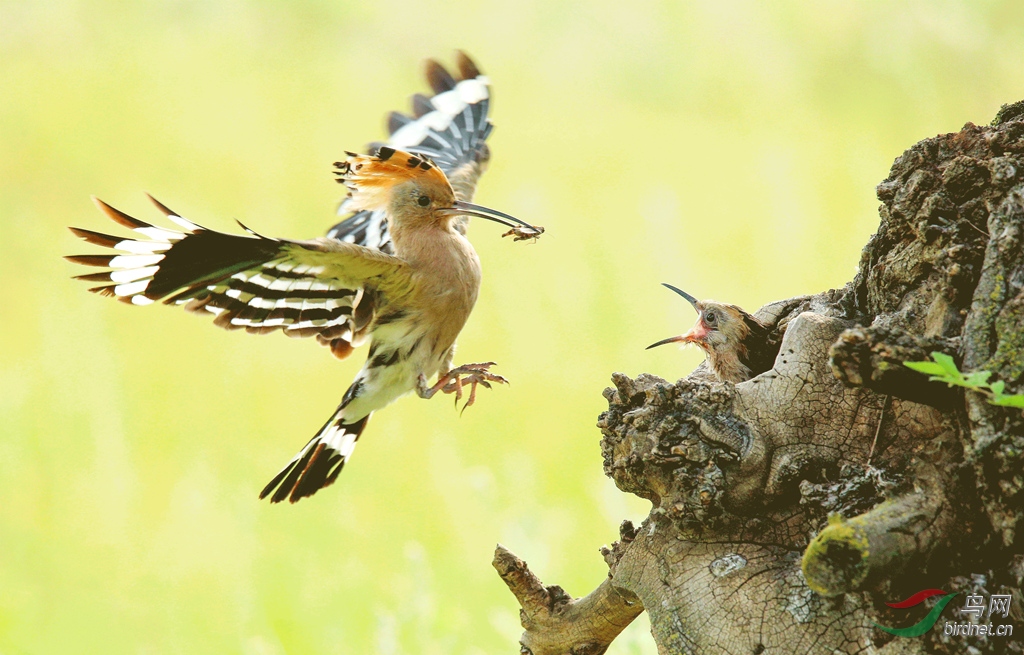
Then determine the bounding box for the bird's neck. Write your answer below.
[708,347,752,384]
[390,222,473,267]
[391,220,481,303]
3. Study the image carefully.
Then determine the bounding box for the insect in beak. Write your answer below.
[441,201,545,241]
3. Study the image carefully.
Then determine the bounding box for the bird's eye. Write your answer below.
[704,310,717,326]
[417,195,430,207]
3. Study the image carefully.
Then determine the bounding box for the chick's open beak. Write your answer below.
[661,283,699,310]
[646,334,688,350]
[647,283,706,349]
[646,321,709,350]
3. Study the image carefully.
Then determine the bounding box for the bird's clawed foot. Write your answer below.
[417,362,508,413]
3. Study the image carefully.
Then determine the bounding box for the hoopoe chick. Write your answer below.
[646,283,778,383]
[66,148,543,503]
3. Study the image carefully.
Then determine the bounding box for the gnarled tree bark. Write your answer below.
[496,103,1024,654]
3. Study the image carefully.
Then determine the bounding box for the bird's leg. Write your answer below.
[440,345,457,407]
[416,362,508,412]
[416,345,463,408]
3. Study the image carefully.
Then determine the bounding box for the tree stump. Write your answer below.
[496,103,1024,654]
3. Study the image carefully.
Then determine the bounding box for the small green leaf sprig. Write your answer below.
[904,352,1024,408]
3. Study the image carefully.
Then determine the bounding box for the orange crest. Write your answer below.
[333,147,453,212]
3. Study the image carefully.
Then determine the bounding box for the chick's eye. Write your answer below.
[704,310,717,326]
[417,195,431,207]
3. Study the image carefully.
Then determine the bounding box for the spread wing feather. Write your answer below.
[327,51,494,252]
[67,195,409,342]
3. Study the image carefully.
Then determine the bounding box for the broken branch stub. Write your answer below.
[493,544,643,655]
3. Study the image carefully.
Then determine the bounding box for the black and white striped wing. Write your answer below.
[327,52,494,252]
[68,195,408,341]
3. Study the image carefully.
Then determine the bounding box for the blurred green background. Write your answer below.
[2,1,1023,652]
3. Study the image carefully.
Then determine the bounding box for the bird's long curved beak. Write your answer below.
[647,283,708,350]
[661,283,699,310]
[646,334,689,350]
[646,321,709,349]
[442,201,545,237]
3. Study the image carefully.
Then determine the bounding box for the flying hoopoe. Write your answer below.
[322,51,499,359]
[646,283,777,383]
[66,54,543,504]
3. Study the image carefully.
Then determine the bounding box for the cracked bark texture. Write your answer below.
[497,104,1024,654]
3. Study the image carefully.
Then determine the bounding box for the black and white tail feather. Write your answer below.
[259,410,369,503]
[260,355,375,503]
[327,51,493,252]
